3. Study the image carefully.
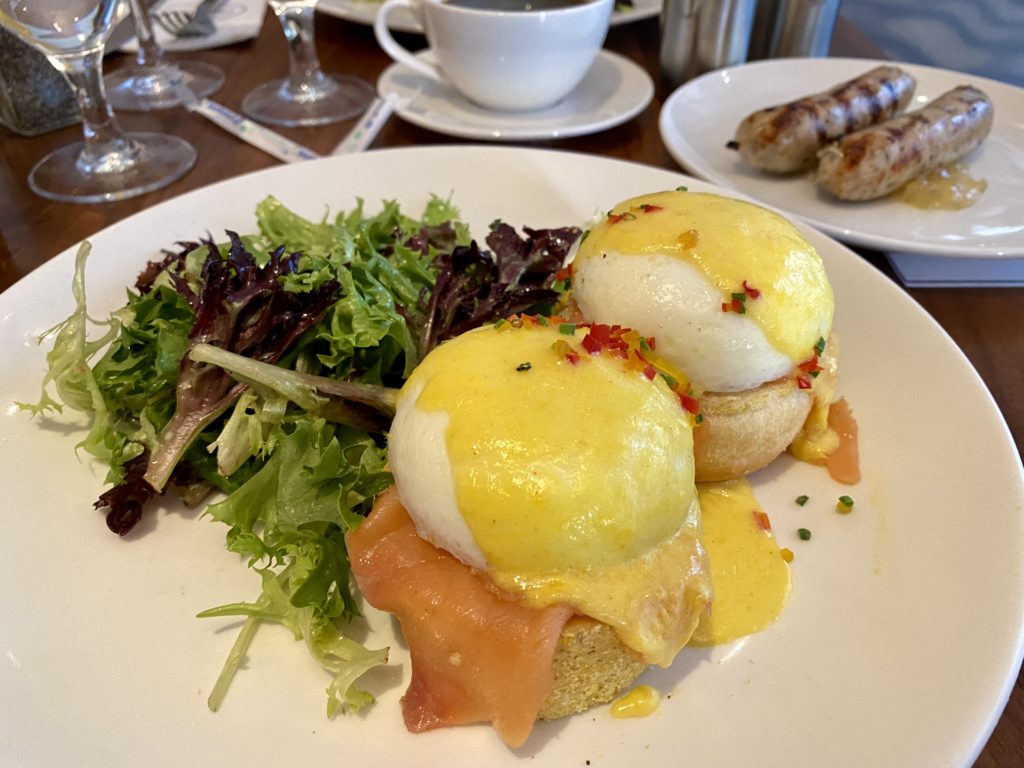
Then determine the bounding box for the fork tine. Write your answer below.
[152,9,190,36]
[151,12,178,35]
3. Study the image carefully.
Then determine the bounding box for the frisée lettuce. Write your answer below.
[22,195,580,718]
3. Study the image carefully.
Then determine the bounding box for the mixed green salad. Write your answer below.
[23,196,580,716]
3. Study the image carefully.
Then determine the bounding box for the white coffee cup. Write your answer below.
[374,0,614,113]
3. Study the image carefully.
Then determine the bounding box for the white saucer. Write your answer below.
[377,50,654,141]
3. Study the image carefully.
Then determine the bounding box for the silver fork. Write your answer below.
[151,9,192,36]
[152,0,223,38]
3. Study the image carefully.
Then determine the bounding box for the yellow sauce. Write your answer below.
[408,322,695,573]
[897,162,987,210]
[690,479,791,646]
[575,190,834,364]
[402,322,713,666]
[610,685,661,719]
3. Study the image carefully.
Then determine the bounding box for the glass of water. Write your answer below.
[242,0,373,127]
[0,0,196,203]
[105,0,224,111]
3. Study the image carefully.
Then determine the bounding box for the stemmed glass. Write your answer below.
[0,0,195,203]
[242,0,373,127]
[105,0,224,111]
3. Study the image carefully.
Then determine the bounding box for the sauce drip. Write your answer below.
[826,397,860,485]
[898,162,987,210]
[690,479,791,647]
[610,685,661,718]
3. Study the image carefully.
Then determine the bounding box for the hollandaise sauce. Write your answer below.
[576,190,834,365]
[396,321,713,667]
[690,479,791,646]
[610,685,661,719]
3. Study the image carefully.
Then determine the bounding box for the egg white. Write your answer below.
[572,251,792,393]
[388,380,487,570]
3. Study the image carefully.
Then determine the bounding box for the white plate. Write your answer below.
[659,57,1024,258]
[377,50,653,140]
[1,146,1022,768]
[319,0,660,34]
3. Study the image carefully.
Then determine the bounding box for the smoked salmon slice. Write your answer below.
[346,487,573,747]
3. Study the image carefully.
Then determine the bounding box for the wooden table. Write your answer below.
[0,10,1020,766]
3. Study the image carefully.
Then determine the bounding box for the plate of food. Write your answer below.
[1,146,1022,768]
[659,57,1024,258]
[318,0,660,34]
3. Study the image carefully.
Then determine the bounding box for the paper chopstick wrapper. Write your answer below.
[188,97,320,163]
[330,94,398,155]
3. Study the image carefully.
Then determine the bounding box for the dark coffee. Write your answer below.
[444,0,591,10]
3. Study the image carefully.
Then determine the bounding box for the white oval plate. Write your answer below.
[1,146,1022,768]
[318,0,660,33]
[659,57,1024,258]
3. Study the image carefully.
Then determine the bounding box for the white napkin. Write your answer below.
[115,0,266,53]
[887,252,1024,288]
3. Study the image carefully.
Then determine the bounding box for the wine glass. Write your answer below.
[0,0,196,203]
[105,0,224,111]
[242,0,373,127]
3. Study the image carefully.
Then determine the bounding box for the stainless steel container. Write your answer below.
[660,0,758,86]
[748,0,842,59]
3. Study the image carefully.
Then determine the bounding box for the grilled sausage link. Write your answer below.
[816,85,993,201]
[733,66,916,173]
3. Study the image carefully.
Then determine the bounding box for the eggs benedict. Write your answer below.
[346,318,713,747]
[571,190,839,481]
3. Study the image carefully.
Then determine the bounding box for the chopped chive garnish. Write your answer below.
[659,372,678,389]
[493,318,507,328]
[815,336,827,355]
[558,323,576,335]
[516,362,532,372]
[795,494,809,506]
[798,528,812,541]
[837,495,855,513]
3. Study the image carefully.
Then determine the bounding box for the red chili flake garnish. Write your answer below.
[554,263,574,282]
[643,364,657,381]
[679,393,701,415]
[607,211,637,224]
[796,374,813,389]
[581,333,602,355]
[645,336,656,350]
[798,355,822,376]
[753,510,772,531]
[589,323,612,345]
[721,302,730,312]
[639,203,663,213]
[731,297,745,314]
[742,280,761,299]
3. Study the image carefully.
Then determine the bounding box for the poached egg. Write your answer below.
[387,319,712,666]
[572,190,834,395]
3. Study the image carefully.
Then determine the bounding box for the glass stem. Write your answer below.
[274,2,335,99]
[53,46,138,174]
[129,0,166,69]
